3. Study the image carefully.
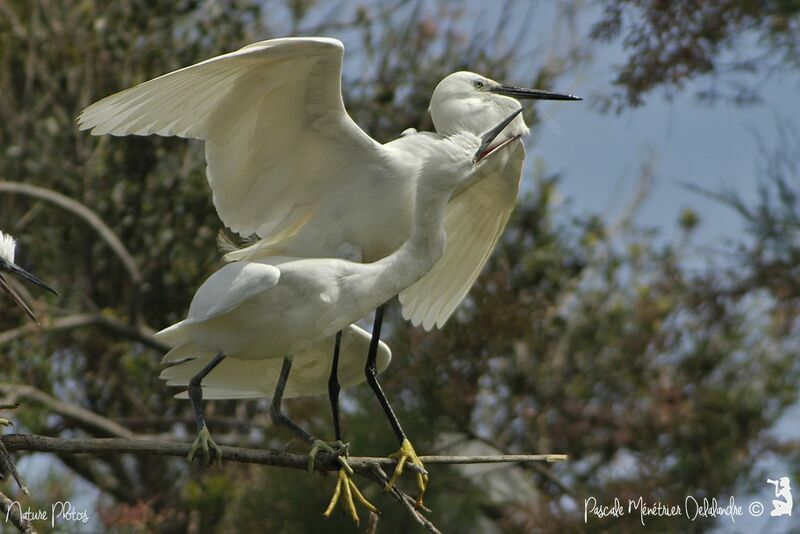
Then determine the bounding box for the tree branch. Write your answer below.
[0,385,135,439]
[0,181,143,286]
[1,433,566,534]
[1,434,566,470]
[0,313,167,352]
[0,489,37,534]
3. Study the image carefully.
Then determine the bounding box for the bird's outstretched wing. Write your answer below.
[399,142,524,330]
[159,324,391,399]
[78,37,385,241]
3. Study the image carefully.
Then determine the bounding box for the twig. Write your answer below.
[0,439,28,495]
[0,313,167,351]
[367,464,441,534]
[0,385,135,439]
[415,454,567,465]
[0,181,142,286]
[0,489,36,533]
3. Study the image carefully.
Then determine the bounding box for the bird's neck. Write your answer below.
[363,180,451,302]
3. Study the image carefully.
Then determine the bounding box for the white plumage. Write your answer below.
[76,37,578,331]
[0,230,58,323]
[0,231,15,264]
[153,113,522,401]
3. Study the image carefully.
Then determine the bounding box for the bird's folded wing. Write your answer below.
[398,143,524,330]
[160,324,391,399]
[154,262,280,346]
[78,37,386,241]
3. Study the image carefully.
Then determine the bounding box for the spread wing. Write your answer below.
[398,142,524,330]
[78,37,387,240]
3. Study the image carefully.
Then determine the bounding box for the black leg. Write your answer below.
[272,356,350,473]
[365,304,406,443]
[270,356,315,444]
[187,352,225,464]
[188,352,225,433]
[328,330,343,442]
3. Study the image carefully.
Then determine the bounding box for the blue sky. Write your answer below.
[523,3,800,255]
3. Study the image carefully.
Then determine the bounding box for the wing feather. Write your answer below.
[154,261,280,346]
[399,143,524,329]
[78,37,386,240]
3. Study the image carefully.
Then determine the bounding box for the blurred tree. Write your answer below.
[591,0,800,110]
[0,1,798,533]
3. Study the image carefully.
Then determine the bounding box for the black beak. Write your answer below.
[490,85,582,101]
[0,274,40,323]
[474,108,524,163]
[0,257,59,296]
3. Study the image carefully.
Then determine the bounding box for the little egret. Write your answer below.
[77,37,580,331]
[0,230,58,492]
[0,230,58,324]
[153,109,523,521]
[77,38,580,469]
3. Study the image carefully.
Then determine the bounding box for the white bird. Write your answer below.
[0,230,57,493]
[0,230,58,324]
[77,37,580,332]
[152,109,524,519]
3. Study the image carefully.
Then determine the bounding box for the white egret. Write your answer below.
[0,230,58,324]
[153,110,524,520]
[0,229,58,490]
[77,37,580,462]
[77,37,580,332]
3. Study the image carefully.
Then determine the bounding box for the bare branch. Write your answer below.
[0,385,135,439]
[1,434,566,469]
[0,489,37,534]
[0,181,143,285]
[0,313,167,352]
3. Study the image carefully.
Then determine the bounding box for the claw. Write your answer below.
[323,467,378,525]
[386,438,428,508]
[187,426,222,466]
[308,439,352,475]
[0,419,13,428]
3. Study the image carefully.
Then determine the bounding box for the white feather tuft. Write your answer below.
[0,231,16,264]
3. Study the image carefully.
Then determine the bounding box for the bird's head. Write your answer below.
[0,230,59,296]
[429,71,580,138]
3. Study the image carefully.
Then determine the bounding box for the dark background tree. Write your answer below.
[0,0,798,532]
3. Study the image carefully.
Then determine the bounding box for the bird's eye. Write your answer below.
[473,80,485,89]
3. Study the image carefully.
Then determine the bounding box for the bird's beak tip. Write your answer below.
[492,85,582,102]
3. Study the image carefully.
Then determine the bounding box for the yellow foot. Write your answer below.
[323,467,378,525]
[0,419,13,427]
[187,426,222,466]
[308,439,352,475]
[386,438,428,508]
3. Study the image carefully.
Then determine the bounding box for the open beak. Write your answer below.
[474,108,524,164]
[0,258,59,296]
[0,274,40,323]
[490,85,582,101]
